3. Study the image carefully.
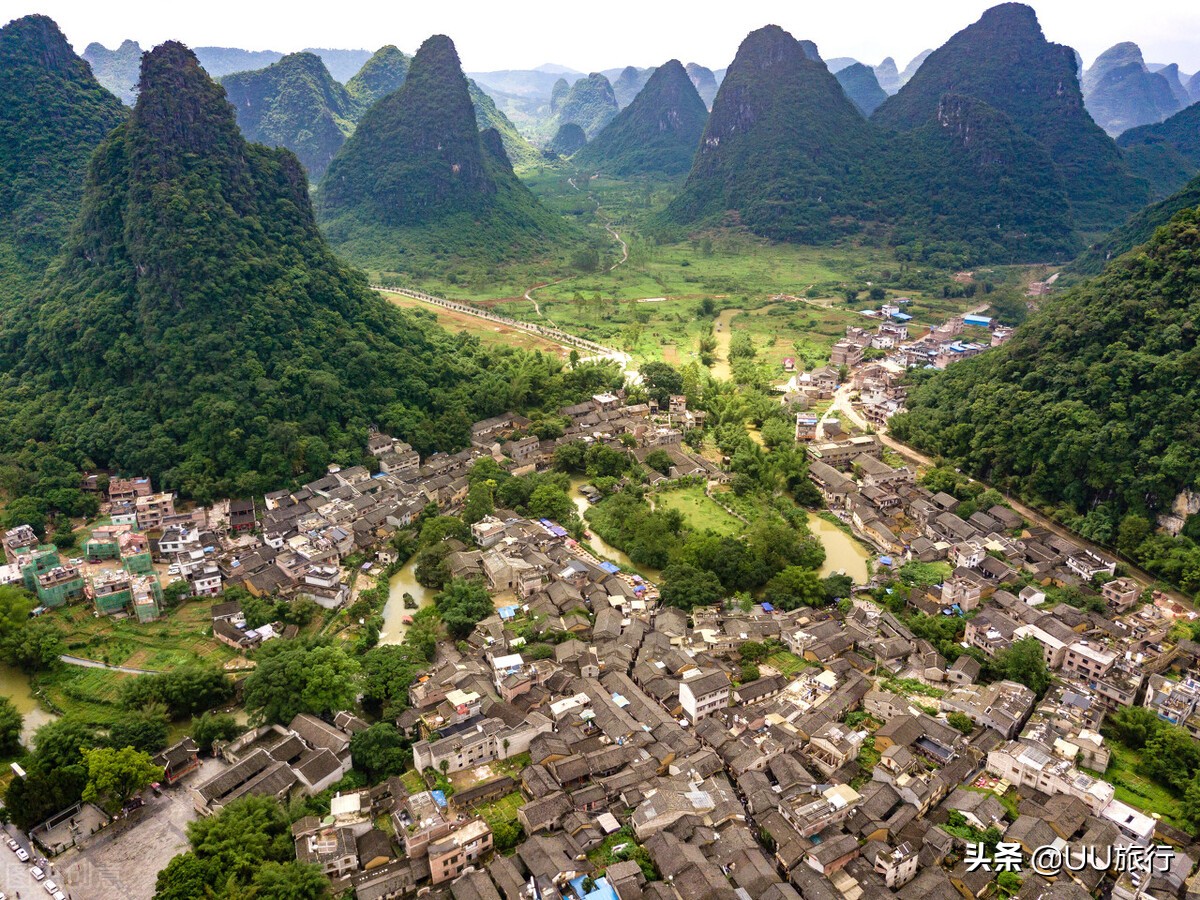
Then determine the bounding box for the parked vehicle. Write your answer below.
[16,847,30,861]
[29,865,44,880]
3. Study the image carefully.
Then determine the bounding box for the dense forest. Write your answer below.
[0,40,620,515]
[892,207,1200,591]
[0,15,126,310]
[572,59,709,177]
[317,34,576,272]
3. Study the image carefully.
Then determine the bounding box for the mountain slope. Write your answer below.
[874,57,900,94]
[1072,172,1200,273]
[346,45,410,107]
[193,46,283,78]
[222,52,356,180]
[548,122,586,156]
[1082,42,1180,136]
[0,15,127,308]
[1117,100,1200,198]
[663,26,879,243]
[613,66,653,108]
[572,60,707,177]
[553,73,619,138]
[82,39,142,104]
[835,62,887,116]
[317,35,573,272]
[468,79,540,167]
[892,205,1200,542]
[873,3,1147,234]
[686,63,719,108]
[886,94,1077,263]
[0,40,590,501]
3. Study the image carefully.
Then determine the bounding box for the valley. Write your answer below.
[1,5,1200,900]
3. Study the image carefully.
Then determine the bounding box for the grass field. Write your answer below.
[765,651,815,677]
[474,791,525,831]
[37,599,240,723]
[1084,741,1186,830]
[654,485,744,536]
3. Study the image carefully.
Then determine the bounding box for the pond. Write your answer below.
[377,557,437,647]
[0,663,57,746]
[806,512,873,584]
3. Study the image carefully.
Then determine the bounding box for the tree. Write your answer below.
[242,641,360,725]
[350,723,411,781]
[3,617,65,673]
[1141,724,1200,793]
[110,704,170,754]
[492,818,524,852]
[435,578,494,639]
[763,567,825,611]
[413,543,451,589]
[644,449,673,474]
[659,563,724,611]
[190,712,241,753]
[821,574,854,604]
[947,712,974,734]
[639,362,683,407]
[740,640,769,663]
[119,666,233,718]
[988,637,1051,697]
[82,746,163,814]
[553,441,587,473]
[0,696,23,756]
[250,861,329,900]
[0,585,36,644]
[526,482,575,524]
[463,481,495,524]
[1104,704,1162,750]
[739,662,761,683]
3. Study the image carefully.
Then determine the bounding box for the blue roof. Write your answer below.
[599,561,621,574]
[498,605,518,620]
[879,555,894,566]
[431,790,447,807]
[891,312,913,322]
[761,602,775,612]
[569,875,617,900]
[963,314,992,326]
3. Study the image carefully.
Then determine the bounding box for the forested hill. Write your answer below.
[1117,101,1200,201]
[0,15,127,310]
[317,34,574,272]
[872,2,1147,235]
[1072,173,1200,273]
[222,52,357,181]
[891,206,1200,556]
[572,60,708,177]
[663,25,881,244]
[0,40,614,504]
[345,45,410,107]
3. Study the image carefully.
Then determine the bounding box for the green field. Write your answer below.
[765,651,815,676]
[654,486,744,536]
[474,791,526,831]
[1084,741,1186,830]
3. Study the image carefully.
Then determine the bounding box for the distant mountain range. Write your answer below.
[1082,42,1186,136]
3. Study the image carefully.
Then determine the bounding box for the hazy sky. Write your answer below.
[4,0,1199,74]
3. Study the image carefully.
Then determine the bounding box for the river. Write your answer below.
[0,664,57,745]
[806,512,872,583]
[377,558,436,647]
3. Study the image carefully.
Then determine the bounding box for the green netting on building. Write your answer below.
[20,547,60,591]
[94,588,132,615]
[37,575,84,607]
[84,539,120,560]
[122,552,154,575]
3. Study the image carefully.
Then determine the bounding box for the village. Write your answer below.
[2,300,1200,900]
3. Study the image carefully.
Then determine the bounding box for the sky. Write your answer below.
[4,0,1200,75]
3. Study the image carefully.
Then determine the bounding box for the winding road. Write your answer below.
[59,654,158,675]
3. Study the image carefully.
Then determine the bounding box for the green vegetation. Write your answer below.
[548,122,587,157]
[222,52,356,181]
[1090,706,1195,829]
[345,44,409,107]
[1117,102,1200,200]
[82,745,163,814]
[0,40,621,509]
[318,35,577,279]
[654,485,742,536]
[153,796,328,900]
[1073,173,1200,274]
[242,640,360,725]
[765,651,815,676]
[894,207,1200,595]
[549,73,619,140]
[880,676,946,699]
[587,825,658,881]
[873,3,1146,237]
[573,60,708,177]
[834,63,887,117]
[0,15,127,310]
[663,25,878,246]
[0,697,23,757]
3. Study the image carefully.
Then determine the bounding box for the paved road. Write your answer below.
[1,825,67,899]
[58,655,157,675]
